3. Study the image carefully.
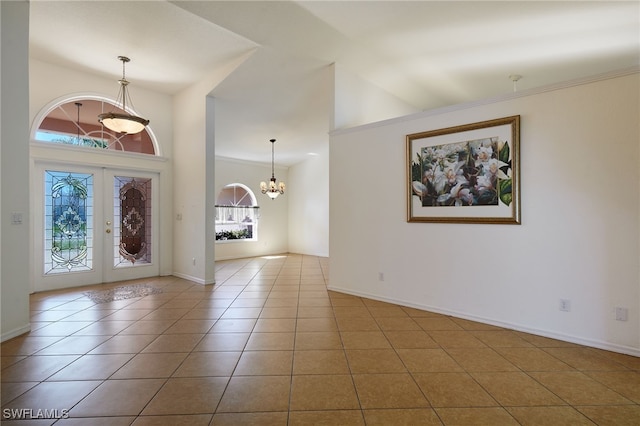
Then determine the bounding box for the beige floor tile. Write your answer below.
[131,414,212,426]
[210,412,288,426]
[353,373,429,409]
[506,406,595,425]
[471,371,567,406]
[245,332,295,350]
[47,354,134,381]
[384,330,439,349]
[57,416,137,425]
[332,306,373,318]
[577,405,640,426]
[340,331,391,349]
[529,371,634,405]
[141,334,204,353]
[172,351,241,377]
[164,319,216,334]
[295,306,334,318]
[111,352,188,379]
[253,318,296,332]
[435,407,519,425]
[366,306,410,318]
[119,319,176,335]
[296,317,338,332]
[260,307,298,318]
[1,380,100,413]
[290,375,360,410]
[1,355,79,382]
[414,317,464,331]
[69,378,165,417]
[142,377,227,415]
[428,330,487,348]
[494,347,574,371]
[1,381,37,405]
[289,410,365,425]
[413,372,498,407]
[6,255,637,425]
[293,350,350,374]
[346,349,406,373]
[181,307,225,320]
[35,335,110,355]
[88,334,157,354]
[234,350,293,375]
[543,347,632,371]
[1,336,64,356]
[471,330,534,347]
[363,408,442,425]
[209,319,257,333]
[375,317,422,331]
[216,376,291,412]
[396,348,464,373]
[446,347,519,372]
[220,307,262,319]
[73,320,136,335]
[335,317,380,332]
[294,332,343,350]
[585,371,640,403]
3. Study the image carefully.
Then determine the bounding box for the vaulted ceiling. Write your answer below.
[29,1,639,166]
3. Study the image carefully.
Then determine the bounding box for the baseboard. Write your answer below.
[172,272,215,285]
[1,324,31,342]
[327,285,640,357]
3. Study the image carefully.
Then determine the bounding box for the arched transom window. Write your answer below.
[33,98,156,155]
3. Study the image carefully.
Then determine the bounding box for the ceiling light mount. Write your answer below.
[509,74,522,92]
[260,138,285,200]
[98,56,149,134]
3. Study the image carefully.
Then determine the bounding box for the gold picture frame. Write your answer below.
[407,115,520,224]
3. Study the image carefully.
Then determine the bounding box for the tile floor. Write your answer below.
[1,254,639,425]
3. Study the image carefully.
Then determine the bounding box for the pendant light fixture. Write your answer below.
[98,56,149,134]
[260,139,285,199]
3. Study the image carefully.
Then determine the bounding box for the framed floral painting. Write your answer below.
[407,115,520,224]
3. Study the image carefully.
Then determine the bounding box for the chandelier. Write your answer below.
[98,56,149,134]
[260,139,285,199]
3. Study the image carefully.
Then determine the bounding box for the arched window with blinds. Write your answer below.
[215,183,259,241]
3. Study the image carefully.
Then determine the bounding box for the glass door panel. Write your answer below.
[34,164,159,291]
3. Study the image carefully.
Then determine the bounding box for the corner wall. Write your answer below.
[1,0,30,341]
[329,71,640,355]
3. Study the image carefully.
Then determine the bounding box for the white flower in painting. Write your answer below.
[475,146,493,169]
[486,158,510,179]
[449,183,473,206]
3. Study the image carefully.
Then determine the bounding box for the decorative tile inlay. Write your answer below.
[84,284,162,304]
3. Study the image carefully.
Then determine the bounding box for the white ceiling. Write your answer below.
[29,1,639,166]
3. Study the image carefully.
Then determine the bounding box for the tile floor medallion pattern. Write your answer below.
[1,254,639,425]
[83,284,163,304]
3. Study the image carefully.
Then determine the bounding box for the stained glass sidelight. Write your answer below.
[114,176,152,267]
[44,171,93,274]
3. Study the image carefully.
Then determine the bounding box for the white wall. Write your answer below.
[288,144,329,257]
[330,71,640,355]
[1,0,31,341]
[214,157,289,260]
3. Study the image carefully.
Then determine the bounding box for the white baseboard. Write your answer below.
[1,324,31,342]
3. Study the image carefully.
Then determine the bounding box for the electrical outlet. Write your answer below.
[615,307,628,321]
[559,299,571,312]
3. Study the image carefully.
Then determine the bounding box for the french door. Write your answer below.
[34,163,159,291]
